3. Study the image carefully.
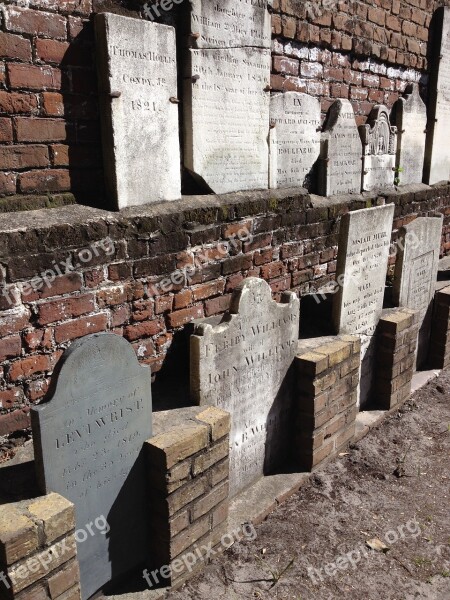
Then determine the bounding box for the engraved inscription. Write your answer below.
[407,252,435,311]
[191,279,299,496]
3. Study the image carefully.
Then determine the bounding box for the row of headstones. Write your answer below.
[30,205,443,599]
[95,4,450,208]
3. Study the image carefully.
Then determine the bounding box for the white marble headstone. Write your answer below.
[393,84,427,185]
[333,204,395,408]
[360,105,397,192]
[319,99,362,196]
[32,334,152,600]
[190,278,299,496]
[189,0,271,49]
[269,92,321,190]
[424,7,450,184]
[184,47,271,193]
[96,13,181,208]
[393,215,444,367]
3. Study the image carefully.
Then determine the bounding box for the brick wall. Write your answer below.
[0,185,447,437]
[429,285,450,368]
[374,308,419,410]
[0,493,80,600]
[294,335,360,470]
[0,0,450,208]
[146,406,230,588]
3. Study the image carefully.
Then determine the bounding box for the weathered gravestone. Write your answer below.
[332,204,395,408]
[393,84,427,185]
[184,47,271,194]
[188,0,271,48]
[318,99,362,196]
[360,106,397,192]
[424,7,450,184]
[190,278,299,496]
[96,13,181,208]
[269,92,321,190]
[32,334,153,600]
[183,0,271,194]
[393,215,444,367]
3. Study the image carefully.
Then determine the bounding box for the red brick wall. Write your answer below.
[0,0,450,207]
[0,185,449,436]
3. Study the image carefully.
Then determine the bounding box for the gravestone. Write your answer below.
[393,215,444,367]
[424,7,450,184]
[184,47,271,193]
[95,13,181,209]
[31,334,152,600]
[318,99,362,196]
[188,0,271,49]
[393,84,427,185]
[190,278,299,496]
[360,106,397,192]
[332,204,395,408]
[269,92,321,190]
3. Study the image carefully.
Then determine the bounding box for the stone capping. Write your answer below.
[146,406,231,588]
[294,335,360,471]
[0,493,80,600]
[374,308,419,410]
[0,182,448,239]
[429,285,450,369]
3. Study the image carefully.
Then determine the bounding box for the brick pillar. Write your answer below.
[0,494,80,600]
[429,286,450,369]
[294,335,360,471]
[146,406,230,590]
[374,308,419,410]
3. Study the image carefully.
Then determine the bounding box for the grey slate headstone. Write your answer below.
[332,204,395,408]
[360,105,397,192]
[319,99,362,196]
[190,278,299,497]
[269,92,321,190]
[32,334,153,600]
[393,84,427,186]
[424,7,450,184]
[393,216,444,367]
[95,13,181,208]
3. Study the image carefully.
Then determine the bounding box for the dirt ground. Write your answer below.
[165,371,450,600]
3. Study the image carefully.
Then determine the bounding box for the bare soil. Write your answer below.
[166,372,450,600]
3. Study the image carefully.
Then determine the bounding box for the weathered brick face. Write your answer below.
[0,0,449,206]
[0,185,449,436]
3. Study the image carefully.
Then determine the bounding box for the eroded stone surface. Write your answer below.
[190,278,299,496]
[333,204,395,407]
[319,99,362,196]
[360,105,397,192]
[188,0,271,49]
[269,92,321,190]
[32,334,152,600]
[96,13,181,208]
[424,7,450,184]
[394,216,444,366]
[393,84,427,186]
[184,47,270,193]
